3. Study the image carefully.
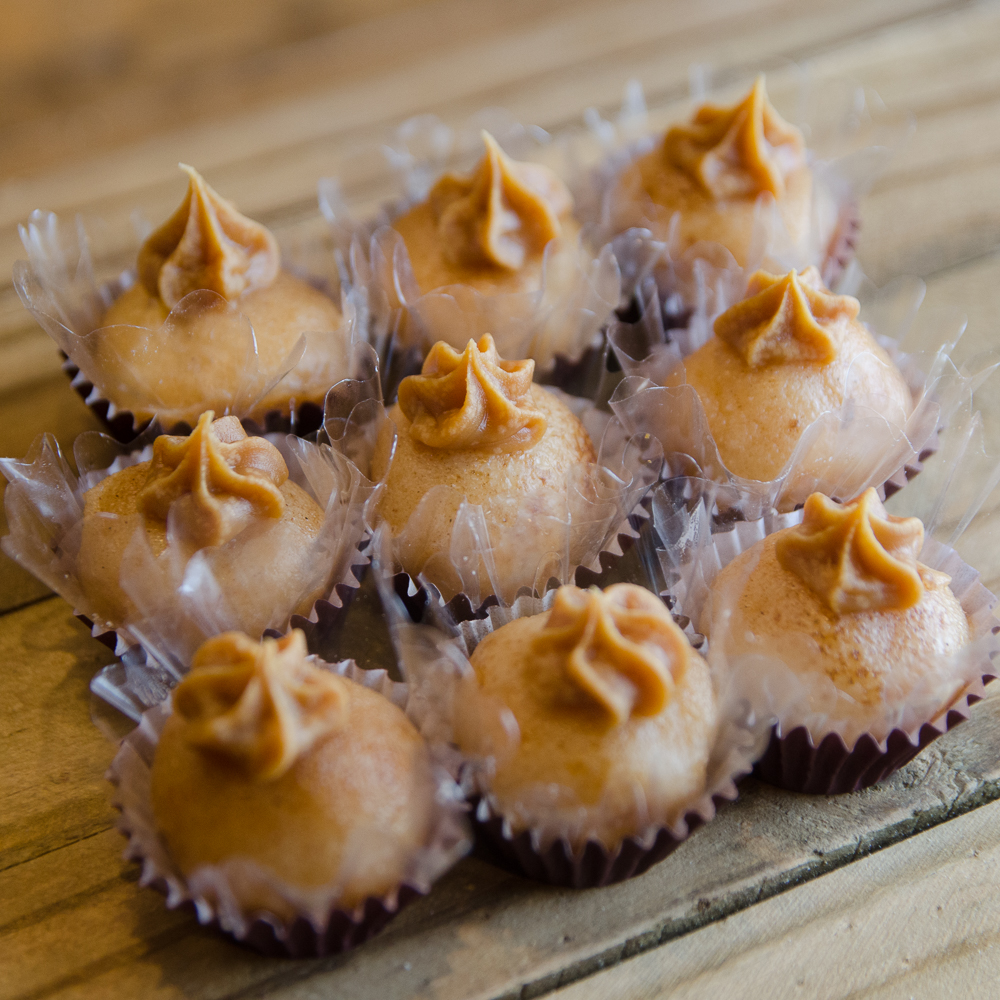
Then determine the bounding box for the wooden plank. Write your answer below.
[3,0,1000,401]
[4,576,1000,999]
[0,374,101,614]
[549,795,1000,1000]
[0,0,957,249]
[0,598,117,873]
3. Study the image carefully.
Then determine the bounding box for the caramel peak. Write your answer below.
[775,489,946,615]
[137,164,280,308]
[428,131,571,271]
[531,584,690,725]
[664,75,805,199]
[138,411,288,548]
[172,630,349,781]
[398,334,547,452]
[713,266,859,369]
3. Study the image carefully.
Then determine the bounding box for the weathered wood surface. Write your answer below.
[5,1,1000,998]
[4,595,1000,1000]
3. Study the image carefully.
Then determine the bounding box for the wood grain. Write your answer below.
[4,590,1000,1000]
[550,796,1000,1000]
[4,1,1000,997]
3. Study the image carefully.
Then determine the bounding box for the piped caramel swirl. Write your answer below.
[172,630,348,781]
[713,266,859,369]
[531,584,690,725]
[398,334,547,452]
[664,76,805,200]
[139,411,287,548]
[775,489,948,615]
[138,164,280,308]
[428,131,571,271]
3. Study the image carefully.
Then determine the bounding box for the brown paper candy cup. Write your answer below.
[753,678,994,795]
[108,661,467,958]
[471,795,720,888]
[821,198,861,290]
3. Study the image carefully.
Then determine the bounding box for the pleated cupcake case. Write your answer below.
[319,109,621,385]
[371,533,759,888]
[572,70,910,307]
[0,419,378,667]
[14,208,375,441]
[650,409,1000,793]
[606,265,998,516]
[321,339,662,620]
[106,654,470,957]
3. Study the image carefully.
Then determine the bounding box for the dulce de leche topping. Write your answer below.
[775,489,949,615]
[428,131,572,271]
[138,411,287,548]
[397,334,546,452]
[137,164,280,309]
[664,76,805,200]
[713,266,859,369]
[531,584,689,725]
[172,630,349,781]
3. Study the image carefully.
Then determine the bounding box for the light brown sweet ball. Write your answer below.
[683,266,911,484]
[455,584,716,848]
[77,412,325,633]
[392,130,580,299]
[706,491,970,735]
[611,77,815,267]
[151,631,435,916]
[370,335,596,585]
[98,165,344,423]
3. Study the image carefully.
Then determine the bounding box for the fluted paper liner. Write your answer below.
[375,547,759,887]
[574,73,911,306]
[653,443,1000,792]
[1,423,377,662]
[107,656,470,956]
[15,210,376,441]
[607,270,995,514]
[320,111,620,379]
[325,340,662,613]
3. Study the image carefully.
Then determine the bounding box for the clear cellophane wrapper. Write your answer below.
[325,340,663,616]
[572,70,911,306]
[651,409,1000,792]
[14,209,379,440]
[371,535,760,887]
[606,265,999,514]
[106,656,470,957]
[0,421,378,663]
[319,110,621,381]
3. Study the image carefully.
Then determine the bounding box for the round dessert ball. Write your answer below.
[391,130,581,300]
[609,77,823,268]
[95,165,345,425]
[683,267,911,486]
[77,414,326,635]
[454,585,717,847]
[151,634,434,915]
[370,335,597,590]
[705,492,970,738]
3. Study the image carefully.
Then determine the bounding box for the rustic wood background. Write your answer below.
[4,1,1000,997]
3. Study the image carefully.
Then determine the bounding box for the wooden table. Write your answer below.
[5,1,1000,996]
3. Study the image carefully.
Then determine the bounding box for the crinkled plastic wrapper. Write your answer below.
[607,271,997,514]
[651,421,1000,792]
[0,424,377,661]
[15,210,375,440]
[373,561,759,886]
[107,656,470,957]
[327,342,662,613]
[319,110,620,379]
[574,72,910,307]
